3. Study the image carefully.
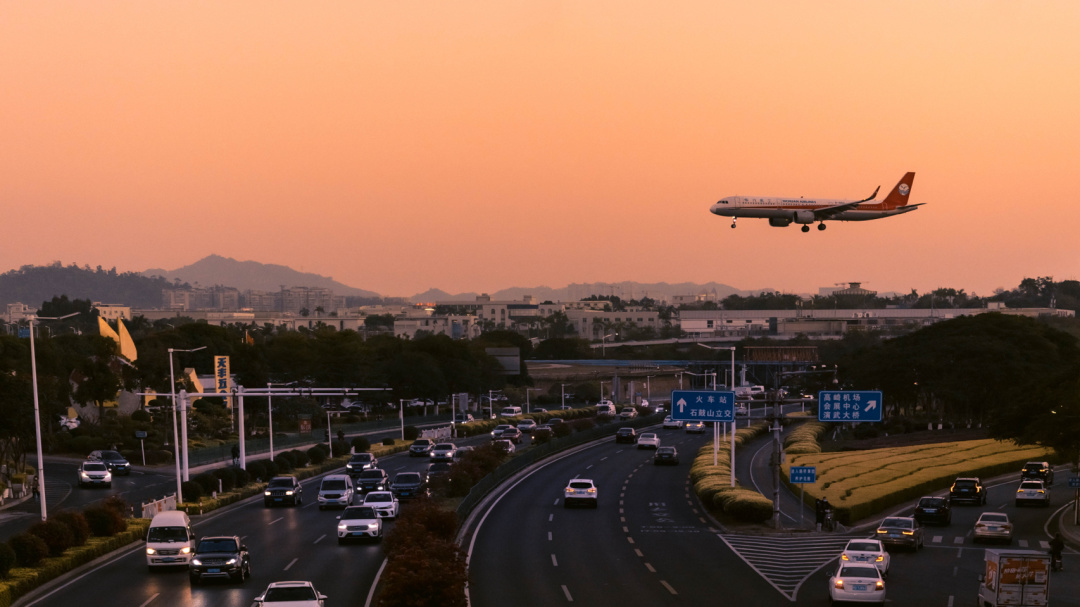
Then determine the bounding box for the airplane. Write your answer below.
[710,172,921,232]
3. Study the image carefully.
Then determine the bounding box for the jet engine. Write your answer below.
[793,210,816,224]
[768,218,791,227]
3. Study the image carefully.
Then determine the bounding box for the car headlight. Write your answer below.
[901,531,914,536]
[104,472,112,480]
[191,558,203,566]
[338,523,347,530]
[285,490,294,495]
[80,472,89,479]
[180,547,191,554]
[368,524,378,530]
[146,547,156,555]
[346,464,354,470]
[264,491,271,496]
[226,558,237,565]
[875,555,884,562]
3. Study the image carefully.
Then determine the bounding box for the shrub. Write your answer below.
[29,520,75,557]
[181,481,204,502]
[103,495,130,517]
[50,511,91,546]
[9,533,49,567]
[383,438,396,446]
[245,459,267,481]
[212,467,236,492]
[130,409,151,422]
[232,466,251,487]
[273,454,294,473]
[307,445,327,465]
[552,423,572,439]
[570,418,595,432]
[330,440,350,458]
[351,436,371,452]
[194,472,218,495]
[288,449,310,468]
[403,426,420,441]
[0,543,15,578]
[85,504,127,537]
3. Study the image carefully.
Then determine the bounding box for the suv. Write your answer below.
[356,469,389,494]
[950,477,987,505]
[77,460,112,488]
[913,496,952,525]
[564,478,599,508]
[619,407,638,420]
[188,536,250,584]
[390,472,426,500]
[1020,461,1054,485]
[345,452,378,475]
[88,450,131,475]
[615,427,637,444]
[409,439,435,457]
[263,476,303,507]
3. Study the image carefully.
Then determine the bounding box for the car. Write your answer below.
[840,538,890,576]
[533,407,548,413]
[516,419,537,433]
[564,478,598,508]
[390,471,427,500]
[653,446,680,465]
[828,563,886,604]
[1020,461,1054,485]
[619,407,638,420]
[637,433,661,449]
[452,412,475,424]
[949,477,987,505]
[361,490,400,518]
[427,461,453,479]
[317,474,354,509]
[875,516,923,551]
[430,443,457,461]
[662,416,683,429]
[973,512,1013,544]
[615,427,637,444]
[263,476,303,507]
[336,506,382,544]
[685,421,706,434]
[355,469,389,494]
[532,425,554,441]
[88,450,131,475]
[735,403,749,417]
[188,535,250,584]
[499,427,523,444]
[254,581,327,605]
[1015,480,1051,507]
[490,424,513,439]
[453,445,474,461]
[345,452,378,475]
[912,496,951,525]
[409,438,435,457]
[493,439,516,454]
[548,417,565,426]
[77,460,112,488]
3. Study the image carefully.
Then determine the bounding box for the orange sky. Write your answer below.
[3,2,1078,298]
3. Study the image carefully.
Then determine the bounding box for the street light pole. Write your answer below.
[526,388,540,414]
[28,311,78,521]
[168,346,206,483]
[561,384,568,409]
[601,333,614,358]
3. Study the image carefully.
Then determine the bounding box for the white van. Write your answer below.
[734,385,766,399]
[145,510,194,570]
[318,474,354,509]
[499,406,523,417]
[595,401,616,416]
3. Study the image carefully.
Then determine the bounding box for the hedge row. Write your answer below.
[784,421,828,454]
[688,421,774,523]
[783,437,1057,524]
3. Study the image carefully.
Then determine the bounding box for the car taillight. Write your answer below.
[587,488,596,493]
[841,554,850,561]
[834,580,844,589]
[875,581,884,590]
[875,555,884,562]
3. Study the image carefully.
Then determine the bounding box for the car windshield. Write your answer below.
[359,470,385,479]
[83,463,107,472]
[955,480,978,488]
[846,541,880,552]
[268,478,294,488]
[344,507,378,519]
[147,526,188,542]
[981,514,1009,523]
[351,454,372,462]
[322,480,347,490]
[569,482,592,489]
[365,493,391,503]
[395,473,421,484]
[263,586,317,602]
[880,518,913,529]
[197,538,238,553]
[657,447,675,454]
[1019,482,1043,489]
[435,444,454,450]
[411,440,430,446]
[839,565,879,578]
[919,497,946,508]
[101,451,124,460]
[1023,463,1043,471]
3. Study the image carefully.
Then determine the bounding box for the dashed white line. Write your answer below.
[551,554,558,567]
[562,585,573,602]
[137,593,159,607]
[622,526,629,533]
[627,537,635,544]
[586,464,593,470]
[601,457,609,461]
[645,563,656,573]
[313,534,326,544]
[947,596,954,607]
[1018,539,1029,548]
[660,580,677,595]
[284,557,298,571]
[932,536,942,543]
[634,549,644,557]
[554,499,560,505]
[548,532,552,541]
[268,517,284,525]
[953,536,964,544]
[549,514,554,522]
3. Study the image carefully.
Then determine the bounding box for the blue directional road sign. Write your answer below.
[670,390,735,422]
[790,466,816,484]
[1069,476,1080,489]
[818,391,883,422]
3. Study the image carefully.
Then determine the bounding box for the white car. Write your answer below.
[1015,480,1050,507]
[336,506,382,544]
[973,512,1014,544]
[685,421,706,434]
[662,416,683,429]
[430,443,457,461]
[840,539,890,576]
[255,580,328,605]
[636,433,661,449]
[516,419,537,433]
[362,491,400,519]
[829,564,885,604]
[619,407,638,420]
[77,460,112,488]
[735,403,749,417]
[564,478,598,508]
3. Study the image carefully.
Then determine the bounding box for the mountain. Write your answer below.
[142,255,380,297]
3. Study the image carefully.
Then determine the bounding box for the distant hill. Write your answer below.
[0,263,176,308]
[142,254,380,297]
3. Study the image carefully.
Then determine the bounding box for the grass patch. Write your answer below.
[689,422,774,523]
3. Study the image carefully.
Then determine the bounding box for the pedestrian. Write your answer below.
[1050,533,1065,572]
[231,443,240,466]
[32,475,40,501]
[815,498,824,531]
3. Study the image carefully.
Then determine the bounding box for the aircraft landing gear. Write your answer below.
[730,219,737,229]
[817,223,827,231]
[801,225,810,233]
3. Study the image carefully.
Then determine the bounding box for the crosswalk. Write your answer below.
[8,480,72,514]
[719,534,853,601]
[927,534,1052,549]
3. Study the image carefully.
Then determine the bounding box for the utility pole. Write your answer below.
[771,388,783,529]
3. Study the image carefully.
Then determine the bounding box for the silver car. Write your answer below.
[1014,480,1050,507]
[973,512,1013,544]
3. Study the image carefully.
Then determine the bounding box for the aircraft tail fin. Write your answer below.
[881,172,916,208]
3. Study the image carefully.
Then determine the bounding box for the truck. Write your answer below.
[977,549,1049,607]
[733,385,765,399]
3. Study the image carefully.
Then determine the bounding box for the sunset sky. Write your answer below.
[3,2,1078,298]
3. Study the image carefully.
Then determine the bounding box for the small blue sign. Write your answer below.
[1069,476,1080,489]
[18,328,31,339]
[818,391,883,422]
[670,390,736,422]
[790,466,816,484]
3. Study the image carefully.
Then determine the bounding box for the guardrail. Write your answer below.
[141,494,177,518]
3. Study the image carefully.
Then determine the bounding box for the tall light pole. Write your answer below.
[645,376,654,402]
[601,333,614,358]
[169,346,205,498]
[561,383,568,409]
[526,388,540,414]
[28,311,78,521]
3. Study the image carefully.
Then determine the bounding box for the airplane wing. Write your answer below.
[812,186,879,220]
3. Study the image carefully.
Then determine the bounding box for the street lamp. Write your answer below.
[169,346,205,498]
[28,311,78,521]
[561,383,569,409]
[526,388,541,414]
[601,333,615,358]
[645,376,654,401]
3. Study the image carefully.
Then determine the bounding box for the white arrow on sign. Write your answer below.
[676,398,687,413]
[864,401,877,413]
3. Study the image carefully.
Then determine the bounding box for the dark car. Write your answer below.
[390,472,427,500]
[1020,461,1054,485]
[532,425,554,441]
[654,446,680,465]
[188,535,250,584]
[426,462,452,479]
[263,476,303,507]
[409,439,435,457]
[875,516,924,551]
[89,450,131,475]
[500,427,523,444]
[356,469,389,494]
[548,418,565,426]
[913,496,951,525]
[615,427,637,444]
[949,477,987,505]
[345,452,378,476]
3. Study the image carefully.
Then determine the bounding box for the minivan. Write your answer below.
[499,406,523,417]
[595,403,616,417]
[318,474,354,509]
[146,510,194,570]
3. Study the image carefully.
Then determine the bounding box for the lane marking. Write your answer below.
[553,499,559,506]
[284,557,298,571]
[1018,539,1029,548]
[586,465,593,470]
[601,457,609,461]
[660,580,677,595]
[551,554,558,567]
[645,563,656,573]
[948,596,954,607]
[314,534,326,544]
[932,536,942,543]
[627,537,635,544]
[137,594,159,607]
[634,549,644,557]
[548,532,552,541]
[953,536,964,545]
[957,548,963,558]
[549,514,554,522]
[268,517,284,525]
[622,526,629,533]
[952,566,958,577]
[562,585,573,602]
